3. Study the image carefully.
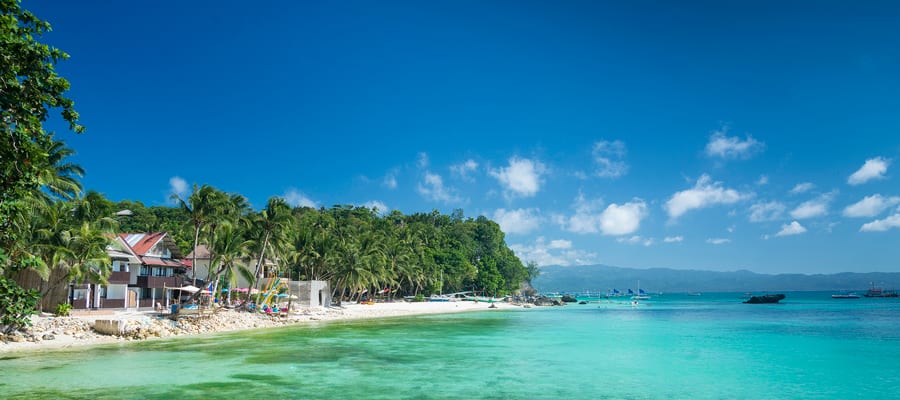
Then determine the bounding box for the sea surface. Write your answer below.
[2,292,899,399]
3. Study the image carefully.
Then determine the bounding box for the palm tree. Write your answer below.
[18,199,110,311]
[33,136,84,202]
[172,184,230,287]
[247,197,293,302]
[207,224,251,304]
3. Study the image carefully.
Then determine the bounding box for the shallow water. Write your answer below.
[2,292,899,399]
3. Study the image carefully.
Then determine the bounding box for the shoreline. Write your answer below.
[1,301,524,354]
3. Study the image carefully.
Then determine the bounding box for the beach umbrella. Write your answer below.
[178,285,200,294]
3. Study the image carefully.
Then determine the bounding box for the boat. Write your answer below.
[465,295,506,303]
[743,294,786,304]
[831,292,861,299]
[631,281,651,300]
[427,291,471,302]
[863,283,899,298]
[426,295,450,302]
[687,292,702,296]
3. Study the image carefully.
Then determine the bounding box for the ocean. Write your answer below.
[2,292,899,399]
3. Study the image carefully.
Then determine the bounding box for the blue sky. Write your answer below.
[29,1,900,274]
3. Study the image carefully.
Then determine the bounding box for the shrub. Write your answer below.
[0,277,40,334]
[55,302,72,317]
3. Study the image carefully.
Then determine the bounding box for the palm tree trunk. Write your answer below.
[252,231,271,304]
[191,225,200,287]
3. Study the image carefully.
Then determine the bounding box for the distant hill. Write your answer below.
[532,264,900,293]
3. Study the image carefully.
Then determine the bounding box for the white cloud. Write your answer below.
[169,176,188,199]
[283,188,318,208]
[790,192,835,219]
[665,175,751,219]
[509,237,598,267]
[843,194,900,218]
[556,193,604,234]
[489,157,547,199]
[860,213,900,232]
[599,200,648,236]
[362,200,389,214]
[790,182,815,195]
[450,159,479,182]
[848,157,890,185]
[557,195,647,236]
[756,175,769,185]
[663,236,684,243]
[775,221,807,237]
[706,238,730,245]
[749,201,786,222]
[417,172,462,203]
[417,152,430,168]
[383,171,398,189]
[616,235,654,246]
[592,140,628,178]
[493,208,542,235]
[704,128,764,159]
[549,239,572,249]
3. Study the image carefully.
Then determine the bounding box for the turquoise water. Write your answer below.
[2,292,899,399]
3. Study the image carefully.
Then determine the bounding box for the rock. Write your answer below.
[43,334,56,340]
[743,294,786,304]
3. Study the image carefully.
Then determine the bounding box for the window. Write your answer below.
[112,260,129,272]
[140,266,149,276]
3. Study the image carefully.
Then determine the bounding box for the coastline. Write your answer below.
[1,301,523,354]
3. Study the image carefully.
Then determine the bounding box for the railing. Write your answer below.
[137,275,183,288]
[101,299,126,308]
[108,271,132,284]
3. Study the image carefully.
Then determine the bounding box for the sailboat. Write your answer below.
[631,281,651,300]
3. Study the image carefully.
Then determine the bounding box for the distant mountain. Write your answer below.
[532,264,900,293]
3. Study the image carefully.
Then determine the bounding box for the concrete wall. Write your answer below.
[94,319,126,335]
[288,280,332,307]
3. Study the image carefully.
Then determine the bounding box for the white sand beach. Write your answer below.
[0,301,523,353]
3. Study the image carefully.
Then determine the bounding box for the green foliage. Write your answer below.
[0,276,39,333]
[413,293,425,302]
[1,0,83,267]
[54,302,71,317]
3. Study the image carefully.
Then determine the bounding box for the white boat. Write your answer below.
[428,291,472,302]
[465,295,506,303]
[631,281,651,300]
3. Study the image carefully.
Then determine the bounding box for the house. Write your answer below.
[72,232,189,310]
[186,244,276,290]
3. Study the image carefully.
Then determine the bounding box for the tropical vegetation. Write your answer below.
[0,1,533,331]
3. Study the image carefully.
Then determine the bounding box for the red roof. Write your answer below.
[120,232,167,256]
[118,232,187,269]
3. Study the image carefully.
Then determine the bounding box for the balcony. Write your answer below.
[137,275,184,288]
[108,271,132,285]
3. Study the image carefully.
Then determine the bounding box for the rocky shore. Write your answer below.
[1,301,523,353]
